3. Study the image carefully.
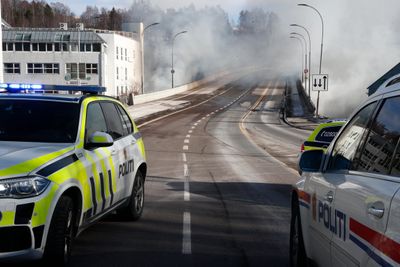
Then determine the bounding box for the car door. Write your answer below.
[100,101,135,202]
[82,101,114,219]
[326,96,400,266]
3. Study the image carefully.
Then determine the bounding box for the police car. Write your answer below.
[301,119,346,152]
[291,74,400,267]
[0,84,146,265]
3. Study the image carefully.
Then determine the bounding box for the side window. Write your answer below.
[116,104,133,135]
[328,102,377,171]
[354,96,400,176]
[85,102,107,143]
[100,102,124,140]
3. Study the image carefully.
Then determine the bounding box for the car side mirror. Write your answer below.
[299,150,324,173]
[85,131,114,149]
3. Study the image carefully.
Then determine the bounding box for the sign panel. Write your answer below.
[312,74,329,91]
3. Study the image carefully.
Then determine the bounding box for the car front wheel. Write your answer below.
[43,195,75,266]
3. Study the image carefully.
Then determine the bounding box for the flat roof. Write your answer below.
[3,29,106,44]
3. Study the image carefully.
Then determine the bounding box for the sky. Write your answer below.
[54,0,400,117]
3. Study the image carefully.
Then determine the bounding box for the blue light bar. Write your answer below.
[0,83,105,94]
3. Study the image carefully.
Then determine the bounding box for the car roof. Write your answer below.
[373,73,400,96]
[0,93,115,104]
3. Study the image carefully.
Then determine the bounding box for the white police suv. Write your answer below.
[291,74,400,267]
[0,84,146,265]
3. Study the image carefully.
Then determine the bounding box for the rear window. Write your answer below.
[315,126,342,143]
[0,99,80,143]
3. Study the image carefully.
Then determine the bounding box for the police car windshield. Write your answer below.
[0,99,80,143]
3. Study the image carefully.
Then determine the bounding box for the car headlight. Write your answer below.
[0,176,50,199]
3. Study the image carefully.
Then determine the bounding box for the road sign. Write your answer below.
[312,74,328,91]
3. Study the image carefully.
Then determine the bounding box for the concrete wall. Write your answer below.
[133,71,232,105]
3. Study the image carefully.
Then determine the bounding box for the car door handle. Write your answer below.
[131,140,136,145]
[324,191,334,203]
[368,207,385,218]
[111,149,117,156]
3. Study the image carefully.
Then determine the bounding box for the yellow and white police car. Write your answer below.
[0,84,146,265]
[301,119,346,153]
[291,74,400,267]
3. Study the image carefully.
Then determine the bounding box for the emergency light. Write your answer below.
[0,83,106,95]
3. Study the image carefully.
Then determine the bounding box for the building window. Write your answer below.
[116,47,119,59]
[47,43,53,52]
[66,63,86,79]
[3,43,14,51]
[93,43,101,52]
[125,48,128,61]
[27,63,59,74]
[4,63,20,74]
[44,63,60,74]
[125,68,128,80]
[86,64,98,74]
[85,44,92,52]
[15,43,23,51]
[116,67,119,80]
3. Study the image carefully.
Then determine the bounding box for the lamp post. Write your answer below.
[171,30,187,88]
[141,22,159,94]
[290,24,312,99]
[290,32,308,94]
[290,36,305,84]
[298,3,324,117]
[76,23,84,86]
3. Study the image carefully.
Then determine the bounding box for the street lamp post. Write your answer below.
[290,24,312,99]
[290,36,305,84]
[171,30,187,88]
[141,22,160,94]
[298,3,324,117]
[290,32,308,94]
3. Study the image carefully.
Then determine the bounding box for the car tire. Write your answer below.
[290,198,307,267]
[117,171,145,221]
[43,195,75,266]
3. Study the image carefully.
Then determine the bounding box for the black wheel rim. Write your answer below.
[134,177,144,213]
[64,209,73,263]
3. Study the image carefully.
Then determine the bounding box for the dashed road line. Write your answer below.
[182,212,192,254]
[184,139,190,144]
[183,145,189,150]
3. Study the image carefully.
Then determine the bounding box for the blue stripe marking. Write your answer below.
[349,234,393,267]
[299,201,310,209]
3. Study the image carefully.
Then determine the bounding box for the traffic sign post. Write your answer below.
[312,74,328,91]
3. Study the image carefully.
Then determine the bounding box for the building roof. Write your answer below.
[367,62,400,96]
[3,28,106,44]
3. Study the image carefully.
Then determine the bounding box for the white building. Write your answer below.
[2,26,142,98]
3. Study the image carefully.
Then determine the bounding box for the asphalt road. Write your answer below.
[69,74,310,267]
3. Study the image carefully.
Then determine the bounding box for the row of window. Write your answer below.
[3,42,101,53]
[116,46,135,61]
[4,63,98,75]
[116,66,129,81]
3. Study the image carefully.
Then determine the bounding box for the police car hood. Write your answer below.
[0,141,74,178]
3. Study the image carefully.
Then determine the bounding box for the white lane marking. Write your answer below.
[182,153,187,162]
[183,145,189,150]
[184,139,190,144]
[184,179,190,201]
[186,134,191,138]
[184,163,189,177]
[202,117,206,119]
[211,112,215,114]
[188,130,193,133]
[191,126,196,129]
[206,114,210,117]
[194,122,198,126]
[182,212,192,254]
